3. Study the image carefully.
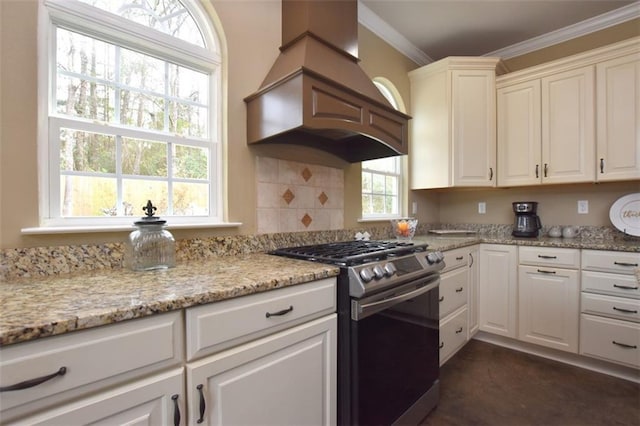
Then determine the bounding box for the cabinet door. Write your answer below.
[497,80,542,186]
[186,315,336,426]
[479,245,518,338]
[596,53,640,181]
[468,246,480,337]
[541,66,596,184]
[451,70,497,187]
[13,369,185,426]
[518,266,580,353]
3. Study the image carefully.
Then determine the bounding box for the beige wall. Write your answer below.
[437,181,640,227]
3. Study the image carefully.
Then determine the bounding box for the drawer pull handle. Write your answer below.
[455,287,463,293]
[613,261,638,267]
[537,269,556,274]
[489,167,494,181]
[439,296,444,302]
[612,341,637,349]
[613,284,639,290]
[439,342,444,349]
[171,394,181,426]
[544,163,548,177]
[535,164,539,178]
[538,255,557,259]
[469,253,474,267]
[0,366,66,392]
[600,158,605,173]
[196,384,206,423]
[455,327,463,334]
[456,256,464,260]
[265,305,294,318]
[613,306,638,314]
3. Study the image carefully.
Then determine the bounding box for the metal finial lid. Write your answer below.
[134,200,166,225]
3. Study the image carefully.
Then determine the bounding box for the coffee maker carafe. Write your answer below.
[512,202,542,237]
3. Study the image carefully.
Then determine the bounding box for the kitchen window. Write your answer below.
[361,79,405,219]
[38,0,223,229]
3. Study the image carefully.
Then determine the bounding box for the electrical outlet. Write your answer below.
[578,200,589,214]
[412,202,418,215]
[478,202,486,214]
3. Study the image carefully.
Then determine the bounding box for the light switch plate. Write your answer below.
[478,202,486,214]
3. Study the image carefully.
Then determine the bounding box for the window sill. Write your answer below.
[21,222,243,235]
[357,217,401,223]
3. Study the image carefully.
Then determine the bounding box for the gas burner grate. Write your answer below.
[271,240,428,266]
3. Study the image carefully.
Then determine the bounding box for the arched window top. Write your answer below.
[77,0,205,47]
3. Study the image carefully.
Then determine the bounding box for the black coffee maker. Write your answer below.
[512,201,542,237]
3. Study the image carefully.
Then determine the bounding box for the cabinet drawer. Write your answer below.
[442,247,469,273]
[440,307,468,366]
[0,311,183,420]
[582,270,640,299]
[186,278,336,360]
[582,250,640,274]
[519,246,580,269]
[580,314,640,369]
[581,293,640,322]
[439,267,468,319]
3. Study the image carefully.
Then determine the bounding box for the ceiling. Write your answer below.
[359,0,639,64]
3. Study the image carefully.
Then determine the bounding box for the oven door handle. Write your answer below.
[352,278,439,321]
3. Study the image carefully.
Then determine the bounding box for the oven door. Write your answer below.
[349,275,440,426]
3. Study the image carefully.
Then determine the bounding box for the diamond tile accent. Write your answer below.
[301,167,312,182]
[301,213,312,228]
[318,191,328,206]
[282,188,295,205]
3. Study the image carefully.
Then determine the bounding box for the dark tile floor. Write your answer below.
[420,340,640,426]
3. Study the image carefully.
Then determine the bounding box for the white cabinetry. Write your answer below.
[580,250,640,369]
[409,57,503,189]
[185,278,337,425]
[596,52,640,181]
[518,247,580,353]
[439,247,469,365]
[0,312,184,424]
[478,244,518,338]
[497,66,595,186]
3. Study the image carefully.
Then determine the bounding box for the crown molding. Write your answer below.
[485,1,640,59]
[358,0,639,65]
[358,1,433,66]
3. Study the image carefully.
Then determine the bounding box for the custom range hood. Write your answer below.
[244,0,410,162]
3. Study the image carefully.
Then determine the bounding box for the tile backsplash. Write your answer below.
[256,157,344,234]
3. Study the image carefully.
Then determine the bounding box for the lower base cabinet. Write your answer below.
[13,369,185,426]
[439,307,468,365]
[186,315,336,426]
[580,314,640,369]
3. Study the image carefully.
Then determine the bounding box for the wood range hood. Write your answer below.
[244,0,411,162]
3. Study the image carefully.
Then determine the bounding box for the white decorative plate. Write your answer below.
[609,193,640,237]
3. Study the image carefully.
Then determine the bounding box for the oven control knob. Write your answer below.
[383,263,396,277]
[372,265,385,280]
[427,251,443,265]
[359,268,374,283]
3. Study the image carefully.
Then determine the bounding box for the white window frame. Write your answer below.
[35,0,225,229]
[361,78,407,220]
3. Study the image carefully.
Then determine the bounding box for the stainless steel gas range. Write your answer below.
[272,240,445,425]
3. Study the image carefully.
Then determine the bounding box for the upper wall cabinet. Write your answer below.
[409,57,505,189]
[497,37,640,187]
[596,53,640,181]
[497,66,595,186]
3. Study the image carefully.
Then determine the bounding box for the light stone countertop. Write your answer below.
[1,233,637,347]
[0,254,339,347]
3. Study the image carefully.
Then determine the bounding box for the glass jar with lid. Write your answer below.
[125,200,176,271]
